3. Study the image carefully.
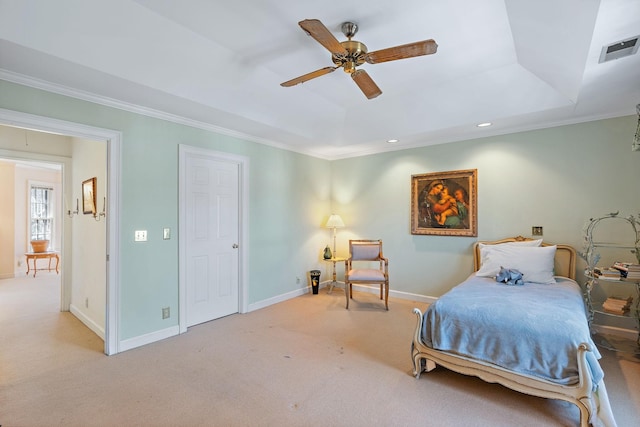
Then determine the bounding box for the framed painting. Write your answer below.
[411,169,477,236]
[82,177,97,215]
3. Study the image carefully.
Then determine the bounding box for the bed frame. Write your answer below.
[411,237,616,427]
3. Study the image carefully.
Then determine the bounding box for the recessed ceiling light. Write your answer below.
[477,122,492,127]
[386,139,399,143]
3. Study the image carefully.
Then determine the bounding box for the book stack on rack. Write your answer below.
[602,296,633,314]
[593,266,621,280]
[612,262,640,280]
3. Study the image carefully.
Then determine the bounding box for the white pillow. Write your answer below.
[476,245,557,284]
[478,239,542,269]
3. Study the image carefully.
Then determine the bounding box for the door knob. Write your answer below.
[232,243,239,249]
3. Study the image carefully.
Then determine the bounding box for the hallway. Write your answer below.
[0,272,104,387]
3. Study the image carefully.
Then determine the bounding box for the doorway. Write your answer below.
[178,145,249,332]
[0,157,63,281]
[0,108,121,355]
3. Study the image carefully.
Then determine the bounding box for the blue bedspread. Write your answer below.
[422,274,603,385]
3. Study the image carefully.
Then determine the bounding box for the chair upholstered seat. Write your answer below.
[344,239,389,310]
[347,268,385,281]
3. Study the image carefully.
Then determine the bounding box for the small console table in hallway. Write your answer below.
[24,251,60,277]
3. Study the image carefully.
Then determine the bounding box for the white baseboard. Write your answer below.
[247,283,437,312]
[118,285,438,353]
[390,288,437,305]
[69,304,105,340]
[118,290,309,353]
[119,325,180,352]
[592,324,639,341]
[248,286,311,312]
[343,283,437,305]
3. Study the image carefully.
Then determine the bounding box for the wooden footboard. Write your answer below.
[412,308,617,427]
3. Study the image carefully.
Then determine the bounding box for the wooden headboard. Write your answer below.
[472,236,577,280]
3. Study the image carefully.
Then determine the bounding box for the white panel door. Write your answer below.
[185,153,239,327]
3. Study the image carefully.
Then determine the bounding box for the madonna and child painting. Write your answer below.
[411,169,477,236]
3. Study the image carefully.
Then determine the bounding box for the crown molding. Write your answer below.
[2,69,631,161]
[0,69,332,159]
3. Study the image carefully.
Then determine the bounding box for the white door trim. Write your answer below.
[0,108,121,355]
[178,144,249,333]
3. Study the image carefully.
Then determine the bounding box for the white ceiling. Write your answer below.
[1,0,639,159]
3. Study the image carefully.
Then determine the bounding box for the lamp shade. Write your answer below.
[325,214,345,228]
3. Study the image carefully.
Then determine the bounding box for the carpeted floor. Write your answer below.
[1,274,638,426]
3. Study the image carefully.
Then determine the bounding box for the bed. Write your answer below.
[411,237,617,427]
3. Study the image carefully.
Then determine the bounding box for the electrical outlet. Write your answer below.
[532,226,543,236]
[163,228,171,240]
[162,307,170,319]
[296,277,300,284]
[134,230,147,242]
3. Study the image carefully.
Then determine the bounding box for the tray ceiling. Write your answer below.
[1,0,639,159]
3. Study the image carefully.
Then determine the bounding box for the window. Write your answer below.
[30,185,54,241]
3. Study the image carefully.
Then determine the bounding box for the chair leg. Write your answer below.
[379,284,383,300]
[345,282,350,309]
[384,282,389,310]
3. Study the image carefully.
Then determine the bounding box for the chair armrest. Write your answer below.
[381,257,389,274]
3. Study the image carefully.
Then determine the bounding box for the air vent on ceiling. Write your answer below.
[599,36,639,63]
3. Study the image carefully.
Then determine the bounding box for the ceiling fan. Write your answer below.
[281,19,438,99]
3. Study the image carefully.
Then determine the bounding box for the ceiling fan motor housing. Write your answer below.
[332,40,368,73]
[282,18,437,99]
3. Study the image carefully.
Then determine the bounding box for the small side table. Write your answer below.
[323,257,346,294]
[25,251,60,277]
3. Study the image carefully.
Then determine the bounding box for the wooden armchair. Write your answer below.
[344,240,389,310]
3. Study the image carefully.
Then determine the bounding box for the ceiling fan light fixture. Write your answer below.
[344,61,356,74]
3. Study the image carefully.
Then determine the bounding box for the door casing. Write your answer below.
[0,108,121,355]
[178,144,249,333]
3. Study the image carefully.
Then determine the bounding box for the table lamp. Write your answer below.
[325,214,345,258]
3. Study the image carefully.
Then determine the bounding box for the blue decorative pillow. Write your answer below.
[496,266,524,286]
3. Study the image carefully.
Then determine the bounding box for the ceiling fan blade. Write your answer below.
[365,39,438,64]
[298,19,348,55]
[280,66,338,87]
[351,69,382,99]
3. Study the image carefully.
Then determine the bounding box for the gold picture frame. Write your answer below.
[82,177,97,215]
[411,169,477,236]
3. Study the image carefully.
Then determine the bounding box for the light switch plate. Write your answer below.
[134,230,147,241]
[163,228,171,240]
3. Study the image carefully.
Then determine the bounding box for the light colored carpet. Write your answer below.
[1,274,638,426]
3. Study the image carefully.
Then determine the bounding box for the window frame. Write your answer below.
[29,181,55,244]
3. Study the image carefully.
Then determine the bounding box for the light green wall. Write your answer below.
[1,80,331,341]
[2,79,638,344]
[331,116,640,296]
